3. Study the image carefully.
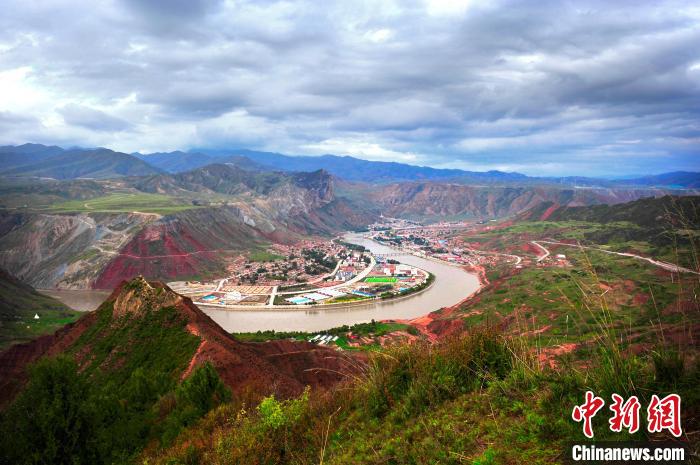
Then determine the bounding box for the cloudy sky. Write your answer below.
[0,0,698,176]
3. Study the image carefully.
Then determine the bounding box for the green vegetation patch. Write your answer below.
[365,276,398,283]
[0,296,230,464]
[70,301,201,386]
[455,246,699,350]
[232,320,411,345]
[248,249,285,262]
[144,329,700,465]
[47,193,200,214]
[0,276,81,350]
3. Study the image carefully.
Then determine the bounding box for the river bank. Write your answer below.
[40,233,482,332]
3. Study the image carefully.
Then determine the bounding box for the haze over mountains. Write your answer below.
[1,143,698,187]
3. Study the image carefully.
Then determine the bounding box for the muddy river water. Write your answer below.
[41,233,481,333]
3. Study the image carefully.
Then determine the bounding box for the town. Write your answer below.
[170,214,577,311]
[367,216,572,272]
[169,237,431,308]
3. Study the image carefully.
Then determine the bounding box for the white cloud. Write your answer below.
[0,0,697,175]
[302,137,420,163]
[364,28,394,43]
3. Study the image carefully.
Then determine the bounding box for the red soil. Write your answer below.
[521,242,544,255]
[633,293,650,305]
[539,203,560,221]
[94,224,221,289]
[537,343,579,369]
[0,280,357,408]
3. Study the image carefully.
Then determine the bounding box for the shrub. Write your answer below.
[256,387,310,431]
[360,329,512,419]
[651,349,685,388]
[0,356,97,465]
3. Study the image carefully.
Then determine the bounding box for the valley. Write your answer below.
[0,143,698,464]
[4,3,700,463]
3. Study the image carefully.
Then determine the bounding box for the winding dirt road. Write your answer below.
[535,240,698,275]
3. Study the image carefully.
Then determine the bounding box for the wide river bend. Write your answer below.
[42,233,481,333]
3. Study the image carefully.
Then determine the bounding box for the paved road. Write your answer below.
[277,254,377,296]
[268,286,278,307]
[537,240,699,275]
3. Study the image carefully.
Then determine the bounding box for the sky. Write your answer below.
[0,0,698,176]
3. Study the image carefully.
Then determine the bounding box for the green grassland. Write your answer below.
[465,218,698,269]
[248,249,285,262]
[46,193,201,214]
[144,328,699,465]
[233,320,413,349]
[326,294,370,304]
[365,276,398,283]
[0,272,81,350]
[453,247,697,346]
[451,213,699,358]
[1,313,80,350]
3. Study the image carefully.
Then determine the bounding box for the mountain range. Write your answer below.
[1,143,698,187]
[0,143,697,289]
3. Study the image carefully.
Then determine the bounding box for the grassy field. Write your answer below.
[46,193,200,214]
[0,274,82,350]
[248,249,285,262]
[466,216,698,269]
[2,312,81,351]
[450,227,699,354]
[365,276,398,283]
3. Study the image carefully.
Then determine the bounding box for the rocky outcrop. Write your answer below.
[0,211,155,289]
[111,276,182,317]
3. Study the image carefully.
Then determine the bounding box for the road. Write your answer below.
[531,241,551,262]
[277,254,377,296]
[536,240,699,275]
[466,247,523,265]
[268,286,278,307]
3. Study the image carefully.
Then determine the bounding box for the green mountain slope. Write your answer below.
[0,268,79,349]
[538,195,699,228]
[2,148,162,179]
[0,277,352,464]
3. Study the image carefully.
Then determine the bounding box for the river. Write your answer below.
[202,233,480,332]
[39,289,111,312]
[41,233,481,332]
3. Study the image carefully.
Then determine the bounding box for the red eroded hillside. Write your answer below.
[93,208,278,289]
[94,224,220,289]
[0,278,354,408]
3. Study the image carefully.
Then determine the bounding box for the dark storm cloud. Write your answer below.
[0,0,698,175]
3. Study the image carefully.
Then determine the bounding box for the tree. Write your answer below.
[0,356,97,465]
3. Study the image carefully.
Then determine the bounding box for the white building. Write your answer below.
[225,291,243,301]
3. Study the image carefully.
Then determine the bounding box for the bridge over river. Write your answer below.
[373,252,414,258]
